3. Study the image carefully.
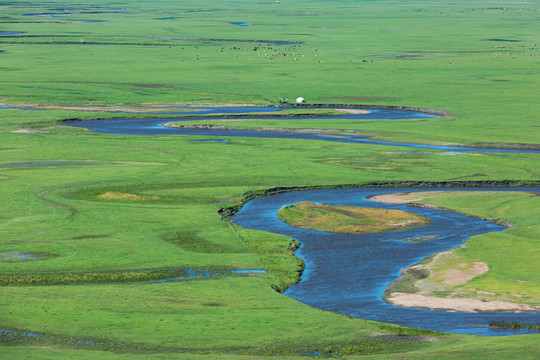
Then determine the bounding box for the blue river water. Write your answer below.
[232,187,540,336]
[59,106,540,153]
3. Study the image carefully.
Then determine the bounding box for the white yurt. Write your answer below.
[296,97,305,103]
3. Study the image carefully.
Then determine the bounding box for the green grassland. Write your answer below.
[0,0,539,358]
[2,0,540,145]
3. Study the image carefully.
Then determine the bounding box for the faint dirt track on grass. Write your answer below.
[37,185,78,217]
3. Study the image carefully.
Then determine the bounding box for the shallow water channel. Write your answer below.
[233,187,540,336]
[61,106,540,153]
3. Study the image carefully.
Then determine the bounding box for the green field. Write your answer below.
[0,0,539,358]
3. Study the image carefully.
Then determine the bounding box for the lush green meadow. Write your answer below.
[0,0,539,358]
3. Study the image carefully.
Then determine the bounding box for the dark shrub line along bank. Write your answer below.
[0,327,435,356]
[218,180,540,221]
[277,103,449,116]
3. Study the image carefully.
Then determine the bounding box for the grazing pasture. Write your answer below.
[0,0,538,358]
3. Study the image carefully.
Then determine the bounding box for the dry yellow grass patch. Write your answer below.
[278,201,430,234]
[98,192,160,201]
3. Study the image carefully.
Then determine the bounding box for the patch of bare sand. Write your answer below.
[368,192,427,204]
[10,129,49,134]
[442,261,489,286]
[387,292,537,313]
[336,109,371,114]
[11,129,36,133]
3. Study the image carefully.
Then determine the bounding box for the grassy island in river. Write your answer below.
[278,201,431,234]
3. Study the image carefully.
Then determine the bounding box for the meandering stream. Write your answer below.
[61,106,540,153]
[232,187,540,336]
[58,107,540,335]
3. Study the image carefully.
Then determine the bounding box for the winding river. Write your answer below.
[61,106,540,153]
[59,106,540,335]
[233,187,540,336]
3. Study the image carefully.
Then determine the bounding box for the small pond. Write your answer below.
[0,251,49,262]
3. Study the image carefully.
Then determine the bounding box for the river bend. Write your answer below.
[59,107,540,335]
[232,187,540,336]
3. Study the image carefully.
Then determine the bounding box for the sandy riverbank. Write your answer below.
[336,108,371,114]
[368,192,432,204]
[387,292,538,313]
[372,190,539,313]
